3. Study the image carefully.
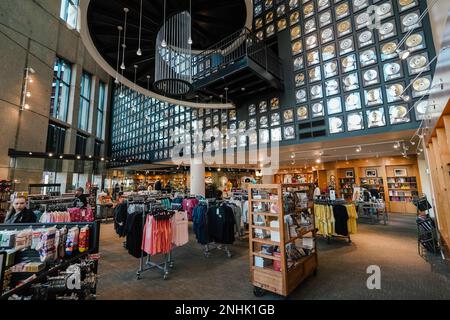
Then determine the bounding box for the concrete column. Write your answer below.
[190,160,205,196]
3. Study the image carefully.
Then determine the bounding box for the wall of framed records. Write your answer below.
[251,0,436,141]
[109,0,437,166]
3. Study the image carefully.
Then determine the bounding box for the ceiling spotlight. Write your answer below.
[291,159,296,165]
[400,95,411,102]
[356,146,361,152]
[26,92,31,98]
[161,39,167,48]
[419,148,423,152]
[290,152,295,159]
[411,141,416,145]
[217,168,221,172]
[394,142,400,149]
[24,104,30,110]
[88,155,92,159]
[241,87,246,91]
[188,37,193,45]
[398,49,411,60]
[76,155,81,159]
[120,61,126,70]
[101,158,105,161]
[59,155,63,159]
[316,158,321,164]
[48,153,53,157]
[29,152,33,155]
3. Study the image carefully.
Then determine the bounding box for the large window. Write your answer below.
[78,72,91,132]
[46,124,66,154]
[75,133,87,156]
[50,58,72,122]
[60,0,79,30]
[96,82,106,139]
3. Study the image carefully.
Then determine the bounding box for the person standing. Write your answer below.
[4,196,37,224]
[313,184,321,199]
[73,187,88,208]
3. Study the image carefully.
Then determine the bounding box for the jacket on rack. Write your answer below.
[125,212,147,258]
[333,205,349,236]
[192,204,209,245]
[4,208,37,224]
[207,204,236,244]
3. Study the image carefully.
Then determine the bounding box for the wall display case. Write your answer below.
[319,10,333,28]
[271,113,281,126]
[407,53,430,75]
[365,87,384,106]
[297,106,309,121]
[295,72,306,86]
[271,127,282,141]
[277,19,287,31]
[329,116,344,134]
[304,19,316,35]
[345,92,362,111]
[325,79,340,96]
[342,54,357,72]
[284,126,296,140]
[259,101,268,113]
[324,60,338,78]
[327,97,343,115]
[283,109,294,123]
[386,83,405,103]
[414,100,428,120]
[312,102,325,118]
[412,76,431,98]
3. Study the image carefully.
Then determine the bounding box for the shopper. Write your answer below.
[165,181,172,193]
[154,179,162,191]
[113,192,128,237]
[313,184,321,199]
[4,196,37,224]
[73,187,88,208]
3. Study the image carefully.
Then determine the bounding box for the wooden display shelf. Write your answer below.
[248,183,318,297]
[250,225,279,231]
[253,252,281,261]
[251,238,280,245]
[251,212,279,217]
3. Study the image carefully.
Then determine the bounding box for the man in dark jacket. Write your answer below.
[73,187,88,208]
[4,196,37,224]
[113,193,128,237]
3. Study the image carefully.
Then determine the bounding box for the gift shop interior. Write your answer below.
[1,0,450,301]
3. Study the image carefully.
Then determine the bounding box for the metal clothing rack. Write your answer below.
[356,200,388,225]
[412,194,440,257]
[198,199,233,258]
[28,197,76,212]
[130,199,174,280]
[314,199,352,244]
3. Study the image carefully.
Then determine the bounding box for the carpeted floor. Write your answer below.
[96,213,450,300]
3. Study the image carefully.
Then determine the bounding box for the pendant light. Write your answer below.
[121,7,129,70]
[115,26,123,84]
[161,0,167,47]
[137,0,143,56]
[187,0,193,45]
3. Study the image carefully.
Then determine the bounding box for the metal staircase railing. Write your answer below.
[192,28,283,82]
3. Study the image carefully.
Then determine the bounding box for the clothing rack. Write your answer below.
[204,201,232,258]
[130,199,174,280]
[314,200,352,244]
[28,197,76,211]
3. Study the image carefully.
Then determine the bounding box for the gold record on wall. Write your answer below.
[392,105,408,119]
[323,45,335,56]
[304,3,314,16]
[271,97,280,109]
[277,19,287,30]
[367,89,380,102]
[413,78,431,91]
[305,19,316,32]
[406,34,423,48]
[399,0,415,5]
[292,41,303,53]
[255,18,263,29]
[266,11,274,23]
[306,35,318,47]
[307,51,319,63]
[291,26,301,38]
[297,106,308,118]
[290,11,300,24]
[336,3,349,16]
[381,42,397,55]
[266,24,275,35]
[338,20,351,33]
[295,73,305,84]
[320,11,332,24]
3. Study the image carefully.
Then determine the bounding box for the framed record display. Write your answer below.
[366,107,386,128]
[347,111,364,131]
[389,104,410,124]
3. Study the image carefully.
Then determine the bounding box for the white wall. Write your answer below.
[428,0,450,51]
[418,158,435,217]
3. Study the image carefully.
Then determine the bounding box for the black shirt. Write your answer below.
[4,209,37,224]
[73,194,88,208]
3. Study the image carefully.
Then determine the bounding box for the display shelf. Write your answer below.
[249,199,279,203]
[251,212,279,217]
[248,184,317,297]
[252,252,281,261]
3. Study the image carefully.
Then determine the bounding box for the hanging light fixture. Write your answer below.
[161,0,167,47]
[188,0,193,45]
[154,7,193,96]
[137,0,143,56]
[115,26,123,84]
[120,8,129,70]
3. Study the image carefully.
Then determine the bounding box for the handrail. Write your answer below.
[192,28,283,82]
